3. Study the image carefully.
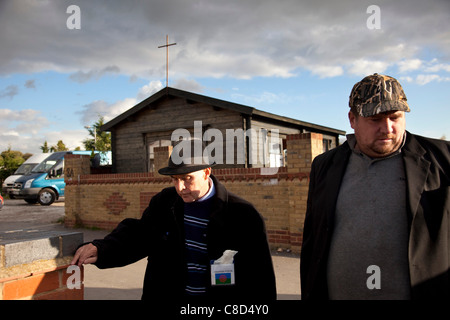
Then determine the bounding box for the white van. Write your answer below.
[2,153,50,198]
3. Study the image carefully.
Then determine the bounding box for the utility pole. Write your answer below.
[158,35,177,87]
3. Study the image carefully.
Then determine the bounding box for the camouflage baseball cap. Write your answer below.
[349,73,410,117]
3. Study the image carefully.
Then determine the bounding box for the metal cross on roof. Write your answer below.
[158,35,177,87]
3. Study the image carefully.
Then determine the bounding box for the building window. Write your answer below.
[323,139,332,152]
[261,129,284,168]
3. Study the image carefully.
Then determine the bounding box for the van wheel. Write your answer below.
[38,188,56,206]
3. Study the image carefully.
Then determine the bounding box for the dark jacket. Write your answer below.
[92,175,277,301]
[300,132,450,300]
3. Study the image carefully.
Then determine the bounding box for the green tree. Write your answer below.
[82,116,111,152]
[51,140,69,152]
[41,140,69,153]
[0,147,26,185]
[40,141,50,153]
[23,153,33,161]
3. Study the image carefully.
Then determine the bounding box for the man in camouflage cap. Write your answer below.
[301,74,450,300]
[347,73,410,158]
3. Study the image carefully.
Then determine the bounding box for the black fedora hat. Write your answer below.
[158,139,215,176]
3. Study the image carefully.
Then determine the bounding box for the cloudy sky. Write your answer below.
[1,0,449,154]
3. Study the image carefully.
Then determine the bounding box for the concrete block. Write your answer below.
[0,230,83,268]
[4,237,60,267]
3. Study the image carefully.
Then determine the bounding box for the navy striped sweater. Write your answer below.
[183,197,214,297]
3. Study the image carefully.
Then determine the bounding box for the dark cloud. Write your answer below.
[0,0,449,80]
[69,65,120,83]
[24,79,36,89]
[0,85,18,99]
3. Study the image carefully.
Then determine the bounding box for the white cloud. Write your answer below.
[416,74,441,85]
[79,78,204,126]
[0,106,91,153]
[0,108,52,153]
[347,59,389,77]
[0,108,47,124]
[399,76,414,83]
[400,74,450,85]
[424,62,450,73]
[1,128,88,154]
[172,78,204,93]
[416,74,450,85]
[2,130,19,137]
[137,80,164,101]
[397,59,423,73]
[41,129,87,151]
[78,97,138,125]
[232,91,280,106]
[308,65,344,78]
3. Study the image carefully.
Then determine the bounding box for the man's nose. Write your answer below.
[174,179,186,191]
[379,118,394,134]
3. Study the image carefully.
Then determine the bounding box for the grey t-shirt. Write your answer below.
[326,134,411,299]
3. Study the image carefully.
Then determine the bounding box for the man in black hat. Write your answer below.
[300,74,450,300]
[71,139,276,301]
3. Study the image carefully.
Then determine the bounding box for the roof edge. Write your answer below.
[101,87,254,131]
[100,87,345,136]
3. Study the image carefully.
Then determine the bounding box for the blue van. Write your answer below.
[11,151,68,205]
[2,153,50,198]
[12,150,111,206]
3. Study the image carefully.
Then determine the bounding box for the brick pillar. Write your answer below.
[64,154,91,182]
[0,230,84,300]
[286,133,323,173]
[286,133,323,252]
[64,154,91,229]
[153,146,173,177]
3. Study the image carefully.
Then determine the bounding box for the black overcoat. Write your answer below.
[300,132,450,300]
[92,175,277,301]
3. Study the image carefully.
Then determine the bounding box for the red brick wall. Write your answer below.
[1,265,84,300]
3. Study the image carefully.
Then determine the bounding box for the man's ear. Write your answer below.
[204,167,212,179]
[348,111,357,130]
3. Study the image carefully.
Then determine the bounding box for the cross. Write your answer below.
[158,35,177,87]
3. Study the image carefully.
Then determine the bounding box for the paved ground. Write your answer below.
[0,198,66,232]
[0,198,301,300]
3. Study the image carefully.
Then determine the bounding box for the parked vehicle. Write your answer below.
[11,151,68,205]
[11,150,111,206]
[2,153,50,198]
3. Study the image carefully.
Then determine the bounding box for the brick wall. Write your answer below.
[0,231,84,300]
[64,133,323,253]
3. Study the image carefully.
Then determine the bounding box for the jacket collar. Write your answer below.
[402,131,430,219]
